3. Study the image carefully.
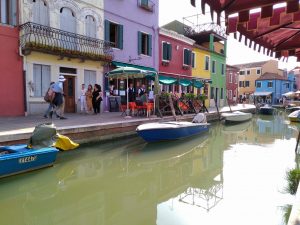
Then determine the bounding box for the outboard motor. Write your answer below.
[192,113,207,123]
[27,123,58,149]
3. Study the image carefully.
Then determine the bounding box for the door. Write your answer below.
[215,88,219,106]
[63,75,75,113]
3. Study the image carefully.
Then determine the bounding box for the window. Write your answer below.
[246,70,250,75]
[183,48,192,66]
[33,64,51,97]
[239,81,244,87]
[212,60,216,73]
[286,83,290,89]
[228,90,232,99]
[256,69,261,75]
[221,88,224,99]
[191,52,196,68]
[210,87,214,99]
[60,7,76,33]
[105,20,123,49]
[229,73,233,83]
[138,31,152,56]
[138,0,154,12]
[235,75,238,84]
[256,81,261,88]
[245,81,250,87]
[267,81,273,88]
[239,70,245,75]
[32,0,49,26]
[221,63,225,75]
[162,42,172,61]
[85,15,96,38]
[0,0,17,25]
[84,70,96,86]
[204,56,210,71]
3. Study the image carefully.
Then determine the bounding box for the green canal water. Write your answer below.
[0,113,299,225]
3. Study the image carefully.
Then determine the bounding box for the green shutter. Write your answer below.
[118,24,123,49]
[168,43,172,60]
[148,34,152,56]
[138,31,142,55]
[192,52,195,67]
[183,49,187,65]
[162,42,167,60]
[187,50,191,65]
[104,20,110,42]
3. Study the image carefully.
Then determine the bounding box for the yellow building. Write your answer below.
[192,44,211,107]
[21,0,111,115]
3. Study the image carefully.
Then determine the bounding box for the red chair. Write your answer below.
[129,102,137,116]
[120,104,127,116]
[146,103,154,117]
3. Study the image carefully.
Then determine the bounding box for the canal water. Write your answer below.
[0,113,299,225]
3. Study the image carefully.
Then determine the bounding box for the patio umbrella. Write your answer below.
[107,66,157,116]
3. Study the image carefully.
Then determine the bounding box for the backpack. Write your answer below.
[44,88,55,103]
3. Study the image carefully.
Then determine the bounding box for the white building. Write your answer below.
[20,0,112,114]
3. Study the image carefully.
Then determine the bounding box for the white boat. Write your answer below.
[288,110,300,122]
[221,111,252,124]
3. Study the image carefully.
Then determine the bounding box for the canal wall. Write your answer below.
[0,107,256,146]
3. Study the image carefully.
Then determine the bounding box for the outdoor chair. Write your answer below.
[120,104,127,116]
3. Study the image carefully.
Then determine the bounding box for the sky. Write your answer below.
[158,0,299,71]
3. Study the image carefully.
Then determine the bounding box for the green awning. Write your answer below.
[193,80,204,88]
[159,75,177,85]
[179,79,192,87]
[112,61,156,76]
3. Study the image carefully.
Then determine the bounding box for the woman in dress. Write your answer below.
[86,84,93,113]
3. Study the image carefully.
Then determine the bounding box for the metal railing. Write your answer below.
[137,0,155,12]
[184,22,227,39]
[20,22,113,62]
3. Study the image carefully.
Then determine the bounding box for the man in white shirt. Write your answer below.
[79,84,87,113]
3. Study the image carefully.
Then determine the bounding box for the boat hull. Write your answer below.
[136,122,209,142]
[259,107,274,115]
[221,111,252,124]
[0,144,59,178]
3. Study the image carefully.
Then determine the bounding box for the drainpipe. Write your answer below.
[19,46,28,116]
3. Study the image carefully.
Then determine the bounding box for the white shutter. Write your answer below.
[85,15,96,38]
[33,64,42,96]
[41,65,51,95]
[60,8,76,33]
[1,0,7,23]
[84,70,96,86]
[32,0,49,26]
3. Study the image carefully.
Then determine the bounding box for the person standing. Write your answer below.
[128,83,135,102]
[51,75,67,119]
[43,81,55,118]
[79,84,87,114]
[86,84,93,113]
[92,84,102,114]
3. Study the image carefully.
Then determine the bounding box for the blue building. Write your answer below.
[254,73,293,104]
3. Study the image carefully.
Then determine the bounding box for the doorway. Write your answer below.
[62,75,75,113]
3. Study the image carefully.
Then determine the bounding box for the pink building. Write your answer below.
[226,65,239,105]
[159,28,195,93]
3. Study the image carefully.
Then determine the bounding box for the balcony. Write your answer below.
[20,22,113,62]
[137,0,155,12]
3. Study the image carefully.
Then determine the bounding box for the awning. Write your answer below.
[193,80,204,88]
[159,75,177,85]
[179,79,193,87]
[253,92,272,96]
[112,61,156,76]
[190,1,300,61]
[282,91,295,97]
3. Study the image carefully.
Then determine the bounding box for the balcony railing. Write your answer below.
[20,22,113,62]
[137,0,155,12]
[184,22,227,40]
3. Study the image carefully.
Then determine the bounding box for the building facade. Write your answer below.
[0,0,24,116]
[234,60,280,101]
[104,0,159,101]
[226,65,239,105]
[158,28,195,93]
[255,73,292,104]
[21,0,112,115]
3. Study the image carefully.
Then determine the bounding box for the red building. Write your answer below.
[226,65,239,105]
[0,1,24,116]
[159,28,195,93]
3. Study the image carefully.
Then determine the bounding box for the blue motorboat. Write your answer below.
[136,121,209,142]
[0,144,59,178]
[259,104,275,115]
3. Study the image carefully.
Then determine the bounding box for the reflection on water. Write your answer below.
[0,114,298,225]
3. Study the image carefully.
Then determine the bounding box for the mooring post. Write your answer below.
[295,131,300,153]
